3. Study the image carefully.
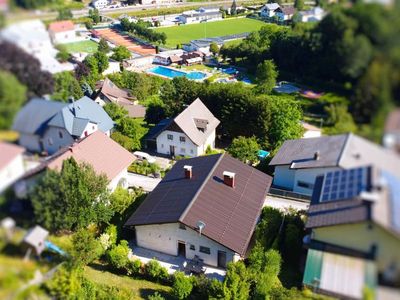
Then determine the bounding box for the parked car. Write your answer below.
[133,151,156,164]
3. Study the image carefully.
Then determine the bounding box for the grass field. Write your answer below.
[63,40,99,54]
[154,18,265,47]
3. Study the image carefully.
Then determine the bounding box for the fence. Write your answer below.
[268,187,311,202]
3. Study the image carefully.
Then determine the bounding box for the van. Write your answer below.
[133,151,156,164]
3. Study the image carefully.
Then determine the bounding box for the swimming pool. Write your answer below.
[148,66,207,80]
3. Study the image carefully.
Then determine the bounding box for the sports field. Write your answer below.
[63,40,99,53]
[154,18,265,47]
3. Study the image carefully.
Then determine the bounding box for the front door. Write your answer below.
[170,145,175,156]
[218,251,226,268]
[178,241,186,257]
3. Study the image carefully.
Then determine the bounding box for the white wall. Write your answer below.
[273,165,296,190]
[18,133,42,153]
[78,122,99,139]
[0,154,25,193]
[52,30,76,44]
[156,130,199,157]
[42,127,74,155]
[135,223,238,267]
[108,169,129,191]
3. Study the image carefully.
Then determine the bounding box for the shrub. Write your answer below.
[126,259,142,276]
[148,291,165,300]
[99,224,117,251]
[107,240,131,271]
[144,259,169,283]
[172,271,193,300]
[71,229,103,266]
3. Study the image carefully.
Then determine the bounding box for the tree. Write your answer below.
[255,60,278,94]
[110,187,135,215]
[119,118,147,150]
[254,250,282,299]
[57,8,73,20]
[172,272,193,300]
[0,71,27,130]
[30,158,113,232]
[107,240,130,270]
[227,136,260,165]
[56,45,71,63]
[223,261,250,300]
[294,0,304,10]
[98,38,110,53]
[111,46,131,62]
[111,131,136,151]
[209,42,219,56]
[52,71,83,102]
[103,103,128,126]
[145,101,165,125]
[93,51,109,73]
[71,229,102,266]
[88,9,100,24]
[230,0,237,15]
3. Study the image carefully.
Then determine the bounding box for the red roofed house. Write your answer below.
[48,20,76,44]
[0,142,25,193]
[14,131,135,197]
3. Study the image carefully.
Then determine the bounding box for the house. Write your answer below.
[269,133,400,197]
[48,20,76,44]
[181,52,204,66]
[94,78,146,118]
[274,6,295,22]
[145,98,219,157]
[12,97,114,155]
[260,3,280,18]
[303,166,400,299]
[91,0,110,9]
[183,38,224,55]
[22,225,49,257]
[14,131,135,196]
[123,55,154,70]
[179,7,222,24]
[301,121,322,139]
[383,109,400,154]
[125,153,272,268]
[298,7,326,22]
[0,20,74,74]
[154,50,185,66]
[0,142,25,193]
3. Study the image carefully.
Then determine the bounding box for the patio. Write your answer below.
[129,243,226,281]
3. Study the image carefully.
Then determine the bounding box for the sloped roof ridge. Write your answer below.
[337,132,352,167]
[179,153,224,223]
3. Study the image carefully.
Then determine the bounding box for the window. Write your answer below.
[179,224,186,230]
[167,134,173,140]
[180,136,186,142]
[199,246,210,254]
[48,137,53,145]
[297,181,314,189]
[190,245,195,251]
[181,148,186,154]
[161,144,164,148]
[190,149,194,154]
[59,131,63,139]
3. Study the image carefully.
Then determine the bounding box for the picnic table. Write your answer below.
[185,256,206,275]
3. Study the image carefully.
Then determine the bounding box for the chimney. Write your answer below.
[223,171,235,188]
[314,151,320,161]
[184,165,192,179]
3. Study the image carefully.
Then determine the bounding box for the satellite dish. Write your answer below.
[196,220,206,236]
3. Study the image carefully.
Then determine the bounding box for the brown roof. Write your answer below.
[48,21,75,33]
[125,153,272,255]
[100,78,136,104]
[281,6,295,15]
[385,109,400,133]
[170,55,182,63]
[0,142,24,170]
[120,103,146,118]
[47,131,135,181]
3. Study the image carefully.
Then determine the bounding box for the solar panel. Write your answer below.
[320,167,368,202]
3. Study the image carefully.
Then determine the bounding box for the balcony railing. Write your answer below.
[268,187,311,202]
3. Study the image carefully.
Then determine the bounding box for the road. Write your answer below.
[263,194,310,211]
[126,172,161,192]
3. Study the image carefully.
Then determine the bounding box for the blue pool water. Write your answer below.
[149,66,206,80]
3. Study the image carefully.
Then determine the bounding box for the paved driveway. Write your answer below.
[126,172,161,192]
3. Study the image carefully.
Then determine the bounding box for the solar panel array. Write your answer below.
[320,167,368,202]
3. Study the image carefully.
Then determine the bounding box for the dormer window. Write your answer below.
[194,118,208,132]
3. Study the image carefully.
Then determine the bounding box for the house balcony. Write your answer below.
[268,186,311,202]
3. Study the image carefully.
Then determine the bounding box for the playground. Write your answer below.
[92,28,156,56]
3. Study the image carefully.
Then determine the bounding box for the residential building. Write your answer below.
[0,142,25,193]
[183,38,224,55]
[179,7,222,24]
[274,6,295,22]
[0,20,74,74]
[125,153,272,268]
[123,56,154,70]
[91,0,110,9]
[298,7,326,22]
[14,131,135,196]
[154,50,185,65]
[145,98,219,157]
[48,20,76,44]
[383,109,400,154]
[94,78,146,118]
[13,97,114,155]
[269,133,400,197]
[301,121,322,139]
[260,3,280,18]
[303,166,400,299]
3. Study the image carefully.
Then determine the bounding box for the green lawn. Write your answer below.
[154,18,266,47]
[63,40,99,54]
[84,265,172,299]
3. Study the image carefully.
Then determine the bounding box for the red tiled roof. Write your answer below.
[47,131,135,181]
[48,21,75,33]
[0,142,24,170]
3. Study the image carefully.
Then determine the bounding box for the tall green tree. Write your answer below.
[227,136,260,164]
[0,71,27,130]
[294,0,304,10]
[57,8,73,20]
[71,229,103,267]
[223,261,250,300]
[255,60,278,94]
[254,250,282,299]
[52,71,83,102]
[31,158,113,232]
[98,38,110,53]
[111,46,131,62]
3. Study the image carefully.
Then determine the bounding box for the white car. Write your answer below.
[133,151,156,164]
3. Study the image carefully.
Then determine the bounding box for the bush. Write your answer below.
[126,259,142,276]
[172,271,193,300]
[71,228,103,267]
[144,259,169,283]
[99,224,118,251]
[148,292,165,300]
[107,240,131,271]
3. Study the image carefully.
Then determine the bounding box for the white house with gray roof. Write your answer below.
[146,98,219,157]
[269,133,400,196]
[13,97,114,155]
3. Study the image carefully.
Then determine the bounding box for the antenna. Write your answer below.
[196,220,206,236]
